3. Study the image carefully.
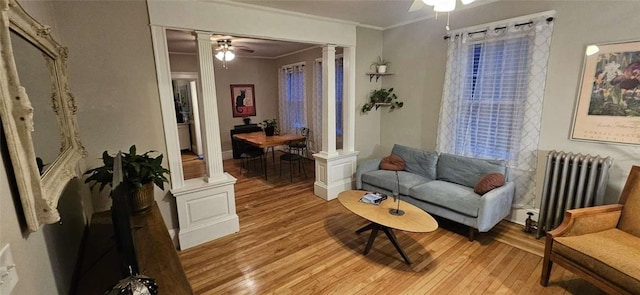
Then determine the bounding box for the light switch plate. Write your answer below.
[0,244,18,295]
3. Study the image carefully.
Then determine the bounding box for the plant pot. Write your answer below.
[130,182,154,214]
[376,65,387,74]
[264,126,275,136]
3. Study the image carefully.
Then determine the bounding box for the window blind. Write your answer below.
[455,38,530,161]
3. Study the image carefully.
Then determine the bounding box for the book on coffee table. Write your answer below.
[359,193,387,205]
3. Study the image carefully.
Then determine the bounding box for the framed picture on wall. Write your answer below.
[230,84,256,117]
[571,40,640,145]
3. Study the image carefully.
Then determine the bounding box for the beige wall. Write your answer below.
[169,53,279,151]
[382,1,640,204]
[0,143,88,295]
[48,1,179,228]
[0,2,91,294]
[355,27,385,161]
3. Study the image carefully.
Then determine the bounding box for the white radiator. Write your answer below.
[536,151,613,238]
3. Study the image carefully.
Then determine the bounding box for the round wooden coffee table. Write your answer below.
[338,190,438,264]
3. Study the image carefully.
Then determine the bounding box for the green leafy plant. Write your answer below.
[370,56,390,68]
[258,118,279,133]
[84,145,170,194]
[361,88,404,113]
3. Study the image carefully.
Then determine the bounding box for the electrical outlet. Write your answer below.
[0,244,18,295]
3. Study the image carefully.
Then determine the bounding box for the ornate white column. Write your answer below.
[170,31,238,250]
[313,45,359,200]
[343,46,356,152]
[150,26,185,188]
[195,31,225,182]
[321,45,337,155]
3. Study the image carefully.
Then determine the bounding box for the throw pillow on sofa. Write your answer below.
[474,173,506,195]
[380,154,405,171]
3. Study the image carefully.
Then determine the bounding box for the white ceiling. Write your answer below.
[233,0,497,29]
[166,0,497,59]
[166,29,318,59]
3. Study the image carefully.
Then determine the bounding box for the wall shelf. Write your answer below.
[366,72,394,82]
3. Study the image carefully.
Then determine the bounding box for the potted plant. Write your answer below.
[242,116,251,125]
[361,88,404,114]
[371,56,390,74]
[84,145,170,213]
[259,118,279,136]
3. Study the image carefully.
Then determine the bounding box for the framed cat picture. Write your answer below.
[230,84,256,117]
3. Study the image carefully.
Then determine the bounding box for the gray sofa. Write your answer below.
[356,144,515,240]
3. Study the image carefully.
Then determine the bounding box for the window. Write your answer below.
[436,13,554,208]
[278,63,306,134]
[454,38,530,161]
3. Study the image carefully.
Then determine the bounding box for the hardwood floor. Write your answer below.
[182,151,206,180]
[178,157,604,294]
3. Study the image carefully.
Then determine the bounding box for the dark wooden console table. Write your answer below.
[74,203,192,294]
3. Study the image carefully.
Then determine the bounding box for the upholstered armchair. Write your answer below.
[540,166,640,294]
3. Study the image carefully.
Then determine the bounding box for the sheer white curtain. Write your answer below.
[437,13,554,208]
[279,63,306,135]
[312,58,344,153]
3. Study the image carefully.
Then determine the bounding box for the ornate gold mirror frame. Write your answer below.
[0,0,85,231]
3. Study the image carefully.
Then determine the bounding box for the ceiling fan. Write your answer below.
[408,0,477,31]
[213,38,255,69]
[409,0,476,13]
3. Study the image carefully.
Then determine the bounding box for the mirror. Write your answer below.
[10,30,63,175]
[0,0,85,231]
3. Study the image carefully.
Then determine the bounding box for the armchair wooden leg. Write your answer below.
[541,237,554,286]
[468,227,476,241]
[540,255,553,286]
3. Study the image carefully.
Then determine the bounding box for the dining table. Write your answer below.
[232,131,305,180]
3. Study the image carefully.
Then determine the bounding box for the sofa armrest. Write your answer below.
[476,181,515,232]
[356,159,382,189]
[547,204,623,238]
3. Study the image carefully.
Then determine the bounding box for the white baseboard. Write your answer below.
[507,208,539,226]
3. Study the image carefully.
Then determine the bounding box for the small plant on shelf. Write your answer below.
[361,88,404,114]
[370,56,390,73]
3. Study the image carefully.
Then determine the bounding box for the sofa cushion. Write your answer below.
[361,170,431,196]
[436,153,506,188]
[554,228,640,293]
[409,180,481,217]
[380,154,405,171]
[474,173,506,195]
[391,144,438,179]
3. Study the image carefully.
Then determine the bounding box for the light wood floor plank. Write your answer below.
[177,157,606,294]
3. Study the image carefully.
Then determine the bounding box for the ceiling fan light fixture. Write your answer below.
[215,51,235,61]
[225,51,235,61]
[215,51,225,61]
[434,0,455,12]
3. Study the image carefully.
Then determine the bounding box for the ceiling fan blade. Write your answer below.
[408,0,425,12]
[231,45,255,53]
[235,48,255,54]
